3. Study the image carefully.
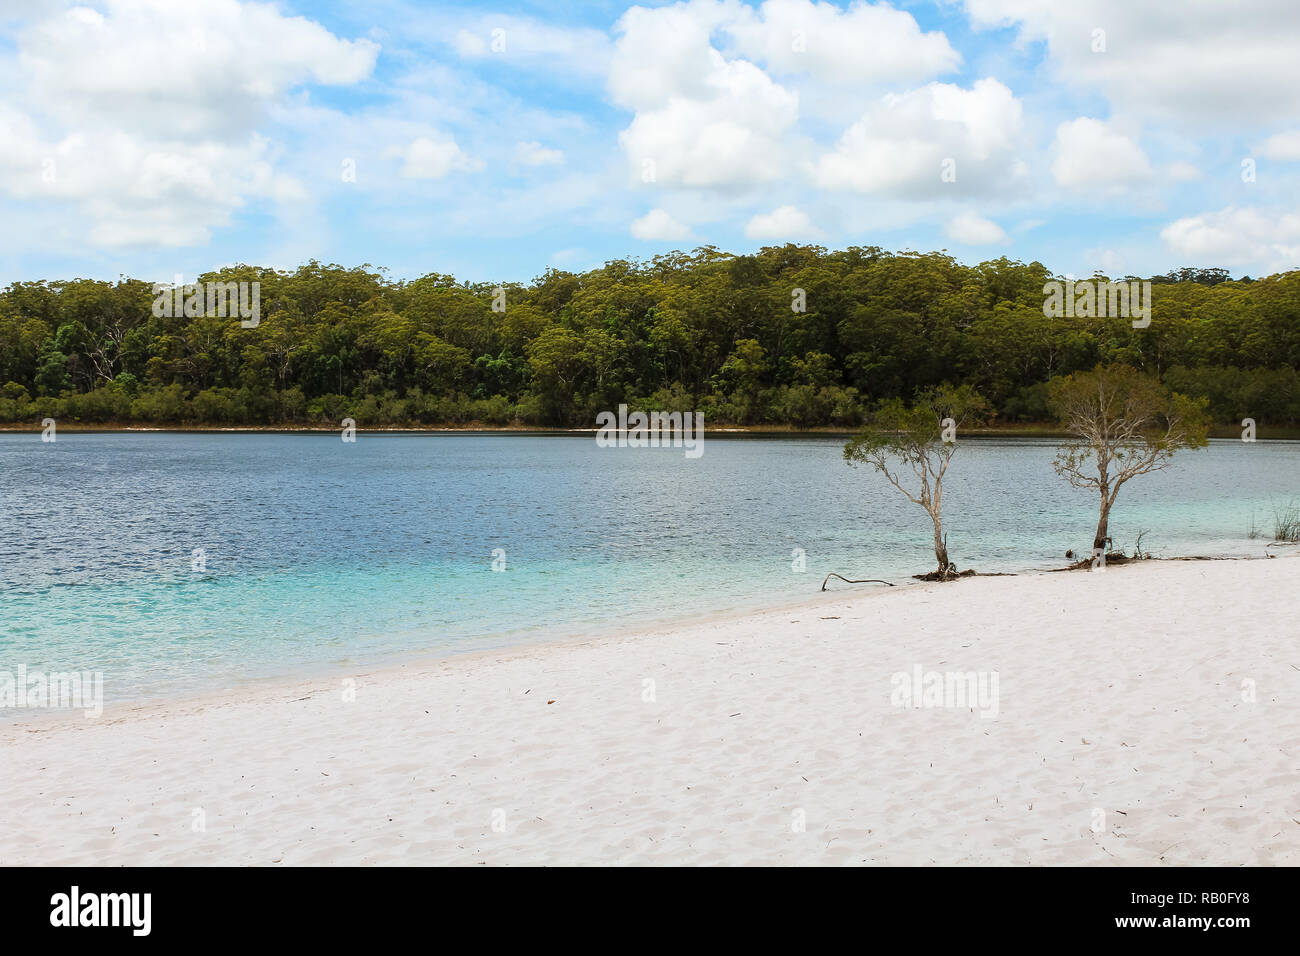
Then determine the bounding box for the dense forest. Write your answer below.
[1,246,1297,429]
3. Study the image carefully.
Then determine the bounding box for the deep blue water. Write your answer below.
[1,432,1295,703]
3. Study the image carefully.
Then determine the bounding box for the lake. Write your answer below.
[1,432,1294,703]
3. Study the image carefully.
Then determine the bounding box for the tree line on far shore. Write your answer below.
[1,247,1297,429]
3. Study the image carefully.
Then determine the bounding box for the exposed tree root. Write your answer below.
[912,567,973,581]
[821,573,894,591]
[910,566,1017,582]
[1055,550,1146,571]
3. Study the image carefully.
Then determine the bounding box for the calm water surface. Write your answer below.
[1,433,1295,702]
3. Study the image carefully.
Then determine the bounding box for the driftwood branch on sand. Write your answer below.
[821,573,895,591]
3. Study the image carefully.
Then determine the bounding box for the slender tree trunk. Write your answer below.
[1093,494,1112,555]
[931,512,949,575]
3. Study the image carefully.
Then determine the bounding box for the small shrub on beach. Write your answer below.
[1272,501,1300,542]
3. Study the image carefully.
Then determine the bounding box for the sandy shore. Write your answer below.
[3,556,1298,866]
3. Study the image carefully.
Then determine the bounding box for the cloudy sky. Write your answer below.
[1,0,1298,285]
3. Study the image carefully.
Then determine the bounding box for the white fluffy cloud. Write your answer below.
[813,78,1024,197]
[608,1,732,110]
[611,3,800,189]
[943,212,1008,245]
[20,0,377,136]
[609,0,964,191]
[1050,118,1152,189]
[388,136,481,179]
[0,0,378,248]
[617,55,798,189]
[964,0,1300,126]
[726,0,960,86]
[1161,207,1300,271]
[631,208,694,240]
[0,115,303,249]
[744,205,820,239]
[0,122,303,248]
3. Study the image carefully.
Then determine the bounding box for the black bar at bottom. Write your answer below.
[0,866,1284,943]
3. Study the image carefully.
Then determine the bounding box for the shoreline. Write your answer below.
[4,568,928,732]
[5,551,1282,729]
[3,423,1297,440]
[3,554,1298,865]
[0,422,1077,438]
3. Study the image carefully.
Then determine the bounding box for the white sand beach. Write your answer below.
[3,556,1298,866]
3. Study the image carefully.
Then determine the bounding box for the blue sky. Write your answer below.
[1,0,1299,286]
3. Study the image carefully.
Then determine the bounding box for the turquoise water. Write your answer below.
[1,433,1295,703]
